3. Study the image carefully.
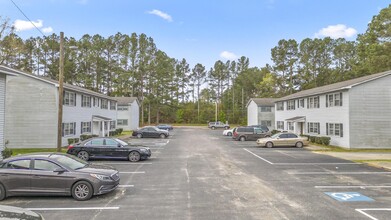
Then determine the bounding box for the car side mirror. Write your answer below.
[54,168,67,173]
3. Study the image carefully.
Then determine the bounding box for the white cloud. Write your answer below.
[147,9,173,22]
[13,19,43,31]
[220,51,238,60]
[42,27,53,33]
[315,24,357,39]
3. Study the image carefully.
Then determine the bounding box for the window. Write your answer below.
[62,122,76,136]
[307,96,320,109]
[118,105,129,111]
[94,97,100,107]
[81,122,91,133]
[327,123,343,137]
[260,120,271,127]
[110,101,116,110]
[110,121,116,130]
[254,128,264,134]
[279,133,289,139]
[298,99,304,108]
[34,160,61,171]
[63,91,76,106]
[85,138,104,146]
[105,139,118,146]
[307,122,320,134]
[287,100,295,110]
[287,122,294,131]
[82,95,91,107]
[101,99,108,109]
[117,119,128,126]
[277,121,284,130]
[276,102,284,111]
[5,160,30,169]
[260,106,271,112]
[326,93,343,107]
[288,133,298,138]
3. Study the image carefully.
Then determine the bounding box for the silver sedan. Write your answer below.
[257,132,309,148]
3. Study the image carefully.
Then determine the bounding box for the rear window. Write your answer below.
[237,127,253,132]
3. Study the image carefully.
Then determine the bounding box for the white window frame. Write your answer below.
[64,91,76,106]
[63,122,76,137]
[101,99,108,109]
[260,106,272,112]
[260,120,272,127]
[277,121,284,130]
[276,102,284,111]
[118,106,129,111]
[117,119,128,126]
[82,95,91,108]
[110,121,116,130]
[299,99,304,108]
[287,100,295,110]
[327,123,343,136]
[287,122,294,131]
[308,122,320,134]
[81,122,91,133]
[308,96,319,109]
[110,101,116,110]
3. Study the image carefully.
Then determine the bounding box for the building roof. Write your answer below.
[113,97,139,105]
[276,70,391,101]
[246,98,277,107]
[0,65,116,101]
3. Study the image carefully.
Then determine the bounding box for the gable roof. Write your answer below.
[113,97,139,105]
[276,70,391,101]
[247,98,277,107]
[0,65,116,101]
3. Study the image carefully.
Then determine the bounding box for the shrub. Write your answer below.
[309,136,316,143]
[67,138,75,145]
[80,134,97,141]
[271,130,280,135]
[2,147,12,159]
[320,137,331,146]
[116,128,123,135]
[73,138,80,143]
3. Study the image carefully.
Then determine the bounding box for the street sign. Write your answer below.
[325,192,374,202]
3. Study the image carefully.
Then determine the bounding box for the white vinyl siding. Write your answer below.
[0,75,5,153]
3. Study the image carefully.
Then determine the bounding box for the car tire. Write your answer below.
[72,181,93,201]
[227,132,232,136]
[77,151,89,161]
[240,136,246,141]
[0,184,6,201]
[211,126,216,130]
[296,142,304,148]
[129,151,141,162]
[266,142,274,148]
[160,133,166,139]
[137,133,142,138]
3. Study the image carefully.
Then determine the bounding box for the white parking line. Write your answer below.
[27,207,120,211]
[274,162,360,165]
[118,185,134,188]
[289,171,391,175]
[356,208,391,220]
[99,162,152,165]
[316,185,391,189]
[119,171,145,174]
[243,148,274,164]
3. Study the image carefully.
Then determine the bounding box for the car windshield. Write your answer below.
[114,138,129,146]
[50,154,88,170]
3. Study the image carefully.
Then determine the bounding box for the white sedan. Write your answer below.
[223,128,235,136]
[257,132,309,148]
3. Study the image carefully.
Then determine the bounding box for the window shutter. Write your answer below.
[340,92,343,106]
[326,95,328,107]
[317,123,320,134]
[326,123,329,135]
[62,123,64,137]
[297,99,299,108]
[73,122,76,135]
[293,100,295,110]
[317,96,320,108]
[74,93,77,106]
[307,98,309,108]
[340,123,343,137]
[63,91,66,105]
[81,122,83,133]
[307,123,309,133]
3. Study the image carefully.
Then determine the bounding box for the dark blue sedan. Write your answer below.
[157,124,173,131]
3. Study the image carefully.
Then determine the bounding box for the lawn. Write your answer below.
[11,148,67,156]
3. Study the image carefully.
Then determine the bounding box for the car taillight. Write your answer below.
[67,145,74,151]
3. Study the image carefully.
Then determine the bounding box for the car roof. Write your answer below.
[1,152,68,162]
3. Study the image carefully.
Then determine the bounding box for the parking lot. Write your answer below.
[3,127,391,220]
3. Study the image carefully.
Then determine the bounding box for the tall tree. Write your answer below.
[191,63,207,122]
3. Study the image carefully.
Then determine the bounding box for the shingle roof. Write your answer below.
[0,65,116,100]
[247,98,277,107]
[276,70,391,101]
[113,97,138,105]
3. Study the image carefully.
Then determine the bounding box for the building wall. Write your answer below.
[247,101,258,126]
[0,74,5,154]
[129,101,139,130]
[116,105,132,131]
[5,74,57,149]
[349,75,391,148]
[275,92,350,148]
[257,106,275,131]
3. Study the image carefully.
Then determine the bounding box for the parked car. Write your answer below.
[67,137,151,162]
[156,124,174,131]
[208,121,230,130]
[256,132,309,148]
[233,126,272,141]
[0,205,44,220]
[248,124,270,132]
[223,127,235,136]
[0,153,120,201]
[132,126,169,138]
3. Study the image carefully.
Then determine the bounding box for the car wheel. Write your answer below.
[0,184,6,201]
[296,141,304,148]
[160,133,166,138]
[266,142,274,148]
[227,132,232,136]
[211,126,216,130]
[240,136,246,141]
[72,181,93,201]
[137,133,142,138]
[77,151,89,161]
[129,151,141,162]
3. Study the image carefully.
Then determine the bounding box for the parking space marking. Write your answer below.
[27,207,120,211]
[99,162,152,165]
[289,171,391,175]
[316,185,391,189]
[119,171,145,174]
[243,148,273,164]
[118,185,134,188]
[274,162,360,165]
[356,208,391,220]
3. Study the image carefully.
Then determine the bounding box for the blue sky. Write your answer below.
[0,0,389,70]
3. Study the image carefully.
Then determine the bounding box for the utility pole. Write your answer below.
[57,32,64,152]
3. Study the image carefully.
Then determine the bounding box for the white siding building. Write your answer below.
[247,98,276,130]
[275,70,391,149]
[113,97,140,130]
[1,66,118,149]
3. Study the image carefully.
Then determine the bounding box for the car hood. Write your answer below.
[76,163,117,175]
[0,205,43,220]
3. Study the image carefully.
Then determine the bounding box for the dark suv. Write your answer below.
[233,126,271,141]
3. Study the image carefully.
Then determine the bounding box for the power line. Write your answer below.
[9,0,46,37]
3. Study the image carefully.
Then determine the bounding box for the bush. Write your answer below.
[309,136,316,143]
[67,138,75,145]
[271,130,280,135]
[320,137,331,146]
[116,128,123,135]
[2,147,12,159]
[73,138,80,143]
[80,134,97,141]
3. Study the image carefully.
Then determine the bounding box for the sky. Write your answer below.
[0,0,389,70]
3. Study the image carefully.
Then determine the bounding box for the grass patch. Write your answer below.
[11,148,67,156]
[311,144,391,153]
[353,159,391,163]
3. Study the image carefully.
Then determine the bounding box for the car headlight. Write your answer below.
[90,173,111,181]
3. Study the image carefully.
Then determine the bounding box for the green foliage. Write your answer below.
[116,128,123,135]
[67,138,75,145]
[80,134,98,141]
[2,147,12,159]
[307,135,331,146]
